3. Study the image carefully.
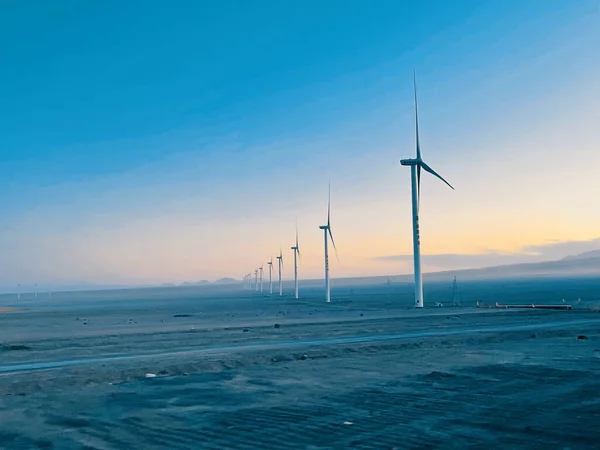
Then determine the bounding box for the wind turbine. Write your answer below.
[400,72,454,308]
[267,258,274,294]
[319,183,338,303]
[276,249,283,296]
[259,265,264,293]
[254,269,259,292]
[291,224,301,299]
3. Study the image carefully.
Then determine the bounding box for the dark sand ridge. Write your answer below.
[2,313,600,375]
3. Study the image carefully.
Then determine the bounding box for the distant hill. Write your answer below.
[561,250,600,261]
[2,251,596,296]
[213,277,237,285]
[294,250,600,288]
[424,251,600,281]
[173,278,237,287]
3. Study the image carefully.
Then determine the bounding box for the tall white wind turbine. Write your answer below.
[267,258,274,294]
[400,72,454,308]
[291,225,301,299]
[259,265,264,293]
[319,183,338,303]
[276,249,283,296]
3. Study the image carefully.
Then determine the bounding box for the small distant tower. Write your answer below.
[452,276,461,307]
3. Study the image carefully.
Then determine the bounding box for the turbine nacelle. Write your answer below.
[400,158,419,166]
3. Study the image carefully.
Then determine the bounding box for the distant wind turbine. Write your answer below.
[254,269,259,292]
[291,224,301,299]
[319,183,338,303]
[267,258,274,294]
[276,249,283,296]
[259,265,264,293]
[400,72,454,308]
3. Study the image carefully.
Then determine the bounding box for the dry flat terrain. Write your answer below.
[1,279,599,449]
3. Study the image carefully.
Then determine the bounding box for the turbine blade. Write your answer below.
[413,70,421,161]
[420,161,454,190]
[328,228,340,263]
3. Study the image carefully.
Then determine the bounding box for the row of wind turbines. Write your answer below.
[243,218,315,299]
[244,73,453,308]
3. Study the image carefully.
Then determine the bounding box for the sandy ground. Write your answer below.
[1,281,600,449]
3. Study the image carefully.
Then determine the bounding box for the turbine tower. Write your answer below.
[291,225,301,299]
[267,258,274,294]
[276,249,283,296]
[254,269,259,292]
[319,183,338,303]
[400,72,454,308]
[259,265,264,293]
[452,276,461,307]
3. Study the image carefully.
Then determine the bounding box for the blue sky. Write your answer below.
[1,0,599,288]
